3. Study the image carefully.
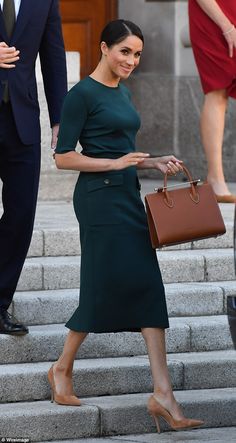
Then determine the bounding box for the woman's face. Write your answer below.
[101,35,143,79]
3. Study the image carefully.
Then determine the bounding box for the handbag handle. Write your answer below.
[163,165,200,208]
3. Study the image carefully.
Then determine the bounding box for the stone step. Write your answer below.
[27,222,233,258]
[17,256,81,291]
[0,351,235,403]
[17,249,235,291]
[12,281,236,326]
[157,249,235,283]
[0,388,235,441]
[0,316,232,365]
[42,427,236,443]
[28,228,80,258]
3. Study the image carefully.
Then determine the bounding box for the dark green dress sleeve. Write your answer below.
[55,87,88,154]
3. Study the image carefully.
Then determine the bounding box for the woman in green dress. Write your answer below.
[49,20,203,433]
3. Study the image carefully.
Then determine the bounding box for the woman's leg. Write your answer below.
[142,327,184,420]
[52,330,88,395]
[200,89,229,195]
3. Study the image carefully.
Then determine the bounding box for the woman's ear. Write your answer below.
[100,41,109,56]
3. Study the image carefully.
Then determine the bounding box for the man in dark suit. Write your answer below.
[0,0,67,335]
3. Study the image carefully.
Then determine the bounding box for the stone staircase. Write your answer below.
[0,186,236,442]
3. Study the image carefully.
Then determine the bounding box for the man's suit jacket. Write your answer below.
[0,0,67,144]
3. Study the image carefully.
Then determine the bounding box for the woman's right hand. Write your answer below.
[113,152,150,170]
[222,25,236,58]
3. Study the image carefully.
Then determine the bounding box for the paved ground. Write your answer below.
[43,427,236,443]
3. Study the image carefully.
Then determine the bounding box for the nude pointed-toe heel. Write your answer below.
[152,414,161,434]
[47,365,81,406]
[215,194,236,203]
[50,388,54,403]
[147,395,204,433]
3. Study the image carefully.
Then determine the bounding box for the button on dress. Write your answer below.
[55,76,169,333]
[189,0,236,97]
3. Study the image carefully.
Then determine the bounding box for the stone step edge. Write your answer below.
[0,314,229,331]
[0,388,235,441]
[0,314,231,342]
[0,316,233,365]
[1,350,235,406]
[42,428,236,443]
[12,282,236,325]
[27,221,234,258]
[1,387,235,409]
[17,248,236,292]
[1,349,235,371]
[15,279,236,293]
[13,281,236,312]
[25,248,234,261]
[0,350,235,401]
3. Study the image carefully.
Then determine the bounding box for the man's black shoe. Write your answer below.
[0,310,29,335]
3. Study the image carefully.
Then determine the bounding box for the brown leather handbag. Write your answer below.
[145,165,226,248]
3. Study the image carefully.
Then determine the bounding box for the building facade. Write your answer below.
[38,0,236,199]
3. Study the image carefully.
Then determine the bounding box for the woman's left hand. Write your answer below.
[154,155,183,175]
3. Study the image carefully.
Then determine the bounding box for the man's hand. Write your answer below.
[0,42,20,68]
[51,124,59,154]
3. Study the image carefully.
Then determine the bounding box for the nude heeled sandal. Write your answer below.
[48,365,81,406]
[147,395,204,433]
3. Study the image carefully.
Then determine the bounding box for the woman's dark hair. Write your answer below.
[100,19,144,47]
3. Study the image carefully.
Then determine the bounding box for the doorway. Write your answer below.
[60,0,117,78]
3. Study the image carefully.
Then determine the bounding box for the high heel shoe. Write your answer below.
[147,395,204,433]
[47,365,81,406]
[203,180,236,203]
[215,194,236,203]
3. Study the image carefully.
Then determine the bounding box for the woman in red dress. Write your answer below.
[189,0,236,202]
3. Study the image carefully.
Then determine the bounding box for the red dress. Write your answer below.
[189,0,236,97]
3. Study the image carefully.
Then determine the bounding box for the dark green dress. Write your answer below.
[56,76,169,333]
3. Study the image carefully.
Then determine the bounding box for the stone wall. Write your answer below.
[127,73,236,181]
[36,0,236,199]
[119,0,197,76]
[119,0,236,181]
